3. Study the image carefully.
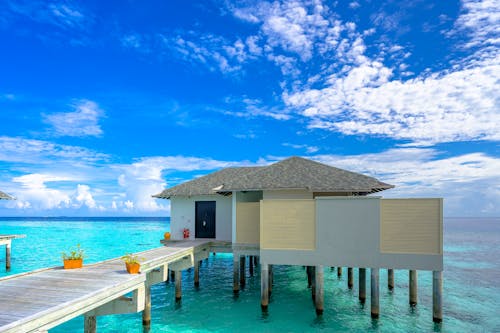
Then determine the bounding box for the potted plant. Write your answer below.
[121,253,144,274]
[61,244,84,269]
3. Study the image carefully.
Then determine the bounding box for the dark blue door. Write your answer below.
[195,201,216,238]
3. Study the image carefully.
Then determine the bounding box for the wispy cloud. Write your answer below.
[0,136,108,164]
[282,142,319,153]
[5,0,91,30]
[43,100,104,137]
[313,148,500,216]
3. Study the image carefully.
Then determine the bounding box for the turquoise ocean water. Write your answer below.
[1,217,499,332]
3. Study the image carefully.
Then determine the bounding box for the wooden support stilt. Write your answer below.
[194,260,200,287]
[240,256,246,287]
[359,268,366,303]
[249,256,254,276]
[315,265,324,315]
[261,263,269,311]
[268,264,273,296]
[170,269,175,281]
[371,268,379,319]
[306,266,313,288]
[233,255,240,293]
[433,270,443,323]
[409,270,418,306]
[388,269,394,291]
[348,267,353,289]
[5,242,11,270]
[84,315,96,333]
[142,285,151,327]
[337,266,342,278]
[175,270,182,301]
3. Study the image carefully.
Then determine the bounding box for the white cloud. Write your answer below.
[73,184,96,209]
[0,136,108,164]
[312,148,500,216]
[282,142,319,153]
[11,173,72,210]
[281,0,500,145]
[43,100,104,137]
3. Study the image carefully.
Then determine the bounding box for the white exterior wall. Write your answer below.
[170,195,232,241]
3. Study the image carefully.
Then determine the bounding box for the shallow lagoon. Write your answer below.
[1,217,499,332]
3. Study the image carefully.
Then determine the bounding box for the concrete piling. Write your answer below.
[233,255,239,293]
[315,265,324,315]
[5,243,11,270]
[194,260,200,287]
[143,286,151,327]
[388,269,394,291]
[261,263,269,311]
[409,270,418,306]
[433,271,443,323]
[84,315,96,333]
[240,256,246,287]
[359,268,366,303]
[175,270,182,301]
[249,256,254,276]
[371,268,379,319]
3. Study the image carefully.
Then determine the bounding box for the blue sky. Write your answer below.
[0,0,498,217]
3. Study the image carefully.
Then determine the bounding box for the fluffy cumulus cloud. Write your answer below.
[114,156,249,213]
[43,100,104,137]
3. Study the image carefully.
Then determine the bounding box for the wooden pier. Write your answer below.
[0,240,219,333]
[0,234,26,270]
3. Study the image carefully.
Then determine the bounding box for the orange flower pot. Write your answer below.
[126,262,141,274]
[63,259,83,269]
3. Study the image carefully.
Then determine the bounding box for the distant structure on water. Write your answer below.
[154,156,443,322]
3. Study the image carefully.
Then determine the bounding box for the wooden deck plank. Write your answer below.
[0,240,212,333]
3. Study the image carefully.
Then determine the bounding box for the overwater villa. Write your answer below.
[0,158,443,333]
[154,156,443,321]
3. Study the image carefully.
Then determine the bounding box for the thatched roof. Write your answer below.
[0,190,13,200]
[153,156,394,199]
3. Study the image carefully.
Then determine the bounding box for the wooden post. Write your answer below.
[315,265,324,315]
[170,269,175,281]
[143,285,151,327]
[5,241,11,270]
[433,271,443,323]
[261,263,269,311]
[175,270,182,301]
[254,256,259,266]
[388,269,394,291]
[348,267,353,289]
[249,256,254,276]
[371,268,379,319]
[268,264,273,296]
[194,260,200,287]
[84,315,96,333]
[337,266,342,278]
[359,268,366,303]
[409,270,418,306]
[240,255,246,287]
[233,255,240,293]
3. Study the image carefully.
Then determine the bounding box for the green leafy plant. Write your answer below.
[61,244,84,260]
[121,253,145,264]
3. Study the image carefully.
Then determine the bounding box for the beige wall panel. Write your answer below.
[236,202,260,244]
[260,200,315,250]
[381,199,443,255]
[263,190,313,200]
